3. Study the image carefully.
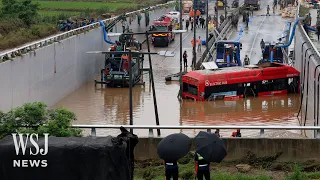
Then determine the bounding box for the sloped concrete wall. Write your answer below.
[294,24,320,137]
[0,6,173,112]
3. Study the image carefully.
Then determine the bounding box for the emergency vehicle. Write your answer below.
[151,16,176,47]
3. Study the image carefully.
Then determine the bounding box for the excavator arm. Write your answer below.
[105,14,128,32]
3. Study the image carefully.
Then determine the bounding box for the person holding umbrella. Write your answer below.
[194,152,210,180]
[157,133,191,180]
[164,160,179,180]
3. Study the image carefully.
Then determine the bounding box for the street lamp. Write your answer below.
[88,30,186,135]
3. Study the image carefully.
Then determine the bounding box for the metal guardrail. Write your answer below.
[0,1,175,62]
[72,124,320,138]
[297,4,320,60]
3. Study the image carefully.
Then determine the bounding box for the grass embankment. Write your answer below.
[134,152,320,180]
[0,0,163,51]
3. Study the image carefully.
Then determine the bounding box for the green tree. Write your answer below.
[0,102,82,139]
[1,0,39,26]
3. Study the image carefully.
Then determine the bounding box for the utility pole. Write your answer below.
[224,0,227,20]
[193,0,196,69]
[128,49,133,133]
[215,1,219,29]
[145,31,160,136]
[205,0,209,51]
[179,0,183,99]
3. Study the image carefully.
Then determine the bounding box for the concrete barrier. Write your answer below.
[0,5,173,112]
[135,138,320,162]
[294,5,320,138]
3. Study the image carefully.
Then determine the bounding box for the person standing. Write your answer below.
[191,18,194,30]
[200,16,205,28]
[183,51,188,68]
[164,160,179,180]
[317,25,320,41]
[250,5,254,16]
[186,19,190,31]
[230,129,241,137]
[233,46,238,63]
[215,129,221,137]
[244,55,250,65]
[117,127,139,180]
[194,152,210,180]
[197,36,202,52]
[267,5,270,16]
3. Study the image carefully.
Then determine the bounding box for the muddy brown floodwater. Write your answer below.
[53,0,302,137]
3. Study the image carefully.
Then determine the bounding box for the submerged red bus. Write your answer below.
[182,63,300,101]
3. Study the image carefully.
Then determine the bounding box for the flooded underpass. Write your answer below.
[53,0,304,137]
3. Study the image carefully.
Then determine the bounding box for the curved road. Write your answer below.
[53,0,301,137]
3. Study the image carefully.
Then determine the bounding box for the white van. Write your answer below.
[165,11,181,24]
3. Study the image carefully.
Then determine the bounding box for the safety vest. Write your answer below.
[197,153,209,168]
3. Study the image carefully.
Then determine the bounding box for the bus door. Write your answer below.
[182,80,200,100]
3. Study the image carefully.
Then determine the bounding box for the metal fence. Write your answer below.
[0,1,174,62]
[72,124,320,138]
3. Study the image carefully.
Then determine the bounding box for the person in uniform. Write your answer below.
[164,160,178,180]
[194,152,210,180]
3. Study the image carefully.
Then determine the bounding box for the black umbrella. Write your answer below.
[194,131,227,163]
[157,133,191,162]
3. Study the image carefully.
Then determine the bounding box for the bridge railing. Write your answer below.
[0,1,174,62]
[72,124,320,138]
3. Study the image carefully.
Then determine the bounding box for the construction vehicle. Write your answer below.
[93,50,144,87]
[244,0,261,10]
[259,42,284,64]
[150,16,175,47]
[215,40,242,68]
[99,14,142,50]
[92,15,144,88]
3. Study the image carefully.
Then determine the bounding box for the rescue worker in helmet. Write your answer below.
[194,151,210,180]
[244,55,250,66]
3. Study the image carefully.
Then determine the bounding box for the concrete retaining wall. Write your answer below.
[135,138,320,162]
[0,6,173,112]
[294,23,320,137]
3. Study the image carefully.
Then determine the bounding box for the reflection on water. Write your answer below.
[54,80,301,137]
[180,94,301,137]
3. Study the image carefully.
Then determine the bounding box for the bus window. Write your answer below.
[259,78,288,92]
[183,83,198,96]
[288,77,299,93]
[204,84,239,99]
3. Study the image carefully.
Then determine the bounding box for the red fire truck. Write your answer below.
[151,16,175,47]
[182,62,300,101]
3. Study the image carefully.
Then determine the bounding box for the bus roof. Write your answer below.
[183,63,300,85]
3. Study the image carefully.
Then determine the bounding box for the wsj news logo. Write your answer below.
[12,133,49,168]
